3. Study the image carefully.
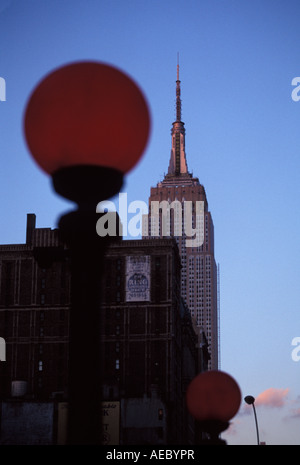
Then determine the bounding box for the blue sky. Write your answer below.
[0,0,300,445]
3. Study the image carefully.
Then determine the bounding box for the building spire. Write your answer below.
[176,54,181,122]
[167,57,189,177]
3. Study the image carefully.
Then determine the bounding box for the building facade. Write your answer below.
[0,214,70,400]
[100,238,201,444]
[0,214,204,444]
[144,65,219,370]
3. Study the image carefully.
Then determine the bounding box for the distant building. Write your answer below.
[144,64,219,370]
[0,214,207,444]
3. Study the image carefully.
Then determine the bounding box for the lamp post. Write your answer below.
[244,395,260,445]
[24,61,150,444]
[186,370,241,445]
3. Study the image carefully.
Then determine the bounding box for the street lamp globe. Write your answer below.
[24,61,151,203]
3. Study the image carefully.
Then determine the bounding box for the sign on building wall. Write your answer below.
[56,402,120,445]
[102,402,120,445]
[126,255,150,302]
[57,402,68,445]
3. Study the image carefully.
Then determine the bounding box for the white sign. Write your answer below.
[126,256,150,302]
[0,337,6,361]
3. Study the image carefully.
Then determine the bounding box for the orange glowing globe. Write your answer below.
[24,61,151,175]
[186,370,241,423]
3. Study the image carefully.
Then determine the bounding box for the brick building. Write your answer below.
[0,214,207,444]
[100,239,203,444]
[0,214,70,400]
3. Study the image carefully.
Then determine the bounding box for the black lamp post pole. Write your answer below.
[60,209,105,445]
[244,395,260,446]
[252,402,260,446]
[196,420,228,445]
[53,166,123,445]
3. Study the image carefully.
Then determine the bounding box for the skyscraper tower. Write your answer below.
[144,63,219,370]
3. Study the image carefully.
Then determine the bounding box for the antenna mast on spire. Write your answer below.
[176,53,181,122]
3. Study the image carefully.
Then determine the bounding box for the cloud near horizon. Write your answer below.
[238,387,290,417]
[255,387,289,408]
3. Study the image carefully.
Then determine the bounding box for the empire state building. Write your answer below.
[144,65,219,370]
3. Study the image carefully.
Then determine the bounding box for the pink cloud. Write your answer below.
[255,388,289,408]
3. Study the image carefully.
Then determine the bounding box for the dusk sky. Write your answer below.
[0,0,300,445]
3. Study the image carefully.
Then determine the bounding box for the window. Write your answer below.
[158,409,163,420]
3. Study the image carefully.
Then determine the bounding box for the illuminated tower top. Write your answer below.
[163,61,199,186]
